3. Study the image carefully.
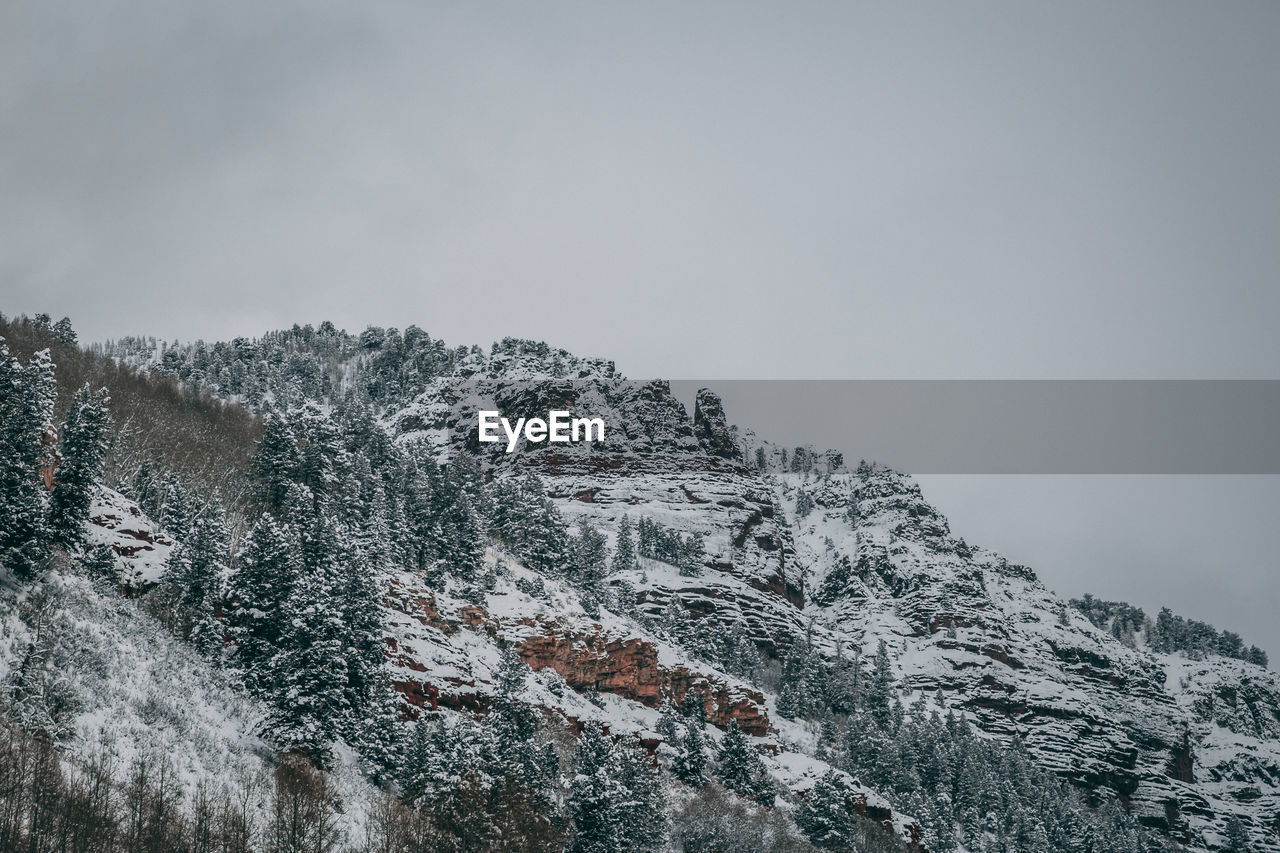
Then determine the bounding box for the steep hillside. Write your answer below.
[5,317,1274,852]
[383,361,1278,851]
[783,467,1280,849]
[0,560,385,848]
[0,313,262,509]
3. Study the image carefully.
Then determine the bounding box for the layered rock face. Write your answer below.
[789,466,1280,850]
[393,380,808,646]
[385,372,1280,852]
[517,628,772,736]
[373,554,925,845]
[379,567,772,735]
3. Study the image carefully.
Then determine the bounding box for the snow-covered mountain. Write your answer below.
[5,318,1276,852]
[379,363,1280,851]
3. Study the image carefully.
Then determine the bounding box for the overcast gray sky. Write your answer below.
[3,3,1278,650]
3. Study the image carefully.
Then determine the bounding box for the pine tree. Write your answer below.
[681,686,708,728]
[444,451,488,519]
[674,719,708,787]
[715,718,773,804]
[489,646,554,790]
[81,543,117,585]
[426,481,485,588]
[226,514,301,691]
[48,385,111,549]
[569,724,665,853]
[266,554,350,763]
[659,595,691,646]
[231,484,395,765]
[825,641,862,715]
[655,700,680,744]
[162,500,229,656]
[293,402,348,505]
[401,458,440,573]
[158,475,196,542]
[797,770,857,850]
[637,517,654,557]
[343,460,393,574]
[352,673,406,781]
[331,532,389,741]
[400,716,446,805]
[50,316,77,345]
[569,722,624,853]
[777,644,810,720]
[612,514,638,574]
[252,414,299,510]
[612,734,667,850]
[612,580,638,615]
[1223,815,1252,853]
[721,619,762,683]
[690,617,724,665]
[674,691,708,785]
[679,532,705,576]
[568,518,610,593]
[779,623,828,720]
[0,343,54,577]
[866,639,895,729]
[506,473,567,575]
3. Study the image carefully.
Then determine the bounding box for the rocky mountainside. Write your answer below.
[788,468,1280,848]
[10,319,1275,851]
[378,359,1280,851]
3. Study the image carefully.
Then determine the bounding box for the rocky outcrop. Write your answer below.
[693,388,740,461]
[517,626,771,735]
[394,376,809,650]
[84,486,175,588]
[381,574,772,736]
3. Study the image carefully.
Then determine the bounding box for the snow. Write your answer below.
[28,348,1280,850]
[0,568,385,845]
[82,485,174,587]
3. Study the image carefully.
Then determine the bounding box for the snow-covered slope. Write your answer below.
[55,490,927,849]
[0,567,384,845]
[785,467,1280,850]
[384,369,1280,851]
[84,486,175,588]
[64,329,1280,851]
[379,549,913,823]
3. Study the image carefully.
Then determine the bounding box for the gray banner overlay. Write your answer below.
[672,380,1280,475]
[418,379,1279,474]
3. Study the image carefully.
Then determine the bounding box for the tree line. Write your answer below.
[1,332,111,579]
[1072,594,1268,668]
